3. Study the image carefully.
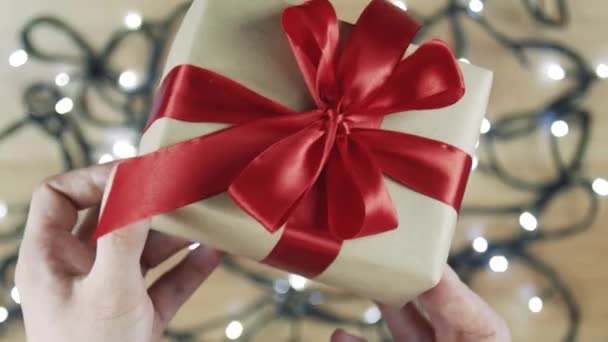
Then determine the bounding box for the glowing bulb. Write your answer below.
[273,279,290,294]
[489,255,509,272]
[55,97,74,114]
[188,242,201,251]
[363,305,382,324]
[459,58,471,64]
[124,12,143,30]
[472,237,488,253]
[8,49,28,67]
[119,70,138,90]
[98,154,114,164]
[596,64,608,79]
[592,178,608,196]
[288,274,308,291]
[519,211,538,231]
[10,287,20,304]
[390,0,407,10]
[528,296,543,313]
[55,73,70,87]
[112,140,137,159]
[480,118,491,134]
[550,120,569,137]
[0,201,7,219]
[0,307,8,323]
[471,156,479,171]
[547,64,566,81]
[468,0,484,13]
[225,321,243,340]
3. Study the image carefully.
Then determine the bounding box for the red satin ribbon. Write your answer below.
[94,0,471,278]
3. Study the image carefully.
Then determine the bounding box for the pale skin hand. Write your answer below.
[15,163,224,342]
[331,267,511,342]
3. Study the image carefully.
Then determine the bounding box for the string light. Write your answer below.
[528,296,543,313]
[472,237,488,253]
[595,64,608,79]
[468,0,484,13]
[390,0,407,11]
[288,274,308,291]
[550,120,569,137]
[98,153,114,164]
[8,49,28,67]
[519,211,538,231]
[55,97,73,115]
[459,57,471,64]
[10,287,20,304]
[480,118,491,134]
[0,201,7,219]
[592,178,608,196]
[363,305,382,324]
[547,64,566,81]
[0,307,7,323]
[225,321,243,340]
[124,12,143,30]
[489,255,509,272]
[118,70,138,90]
[112,140,137,159]
[55,73,70,87]
[188,242,201,251]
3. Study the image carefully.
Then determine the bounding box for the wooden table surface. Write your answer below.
[0,1,606,341]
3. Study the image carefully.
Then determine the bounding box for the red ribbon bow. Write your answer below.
[94,0,471,277]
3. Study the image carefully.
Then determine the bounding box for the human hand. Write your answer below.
[331,267,510,342]
[15,164,223,342]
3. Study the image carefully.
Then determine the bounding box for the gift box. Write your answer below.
[96,0,493,305]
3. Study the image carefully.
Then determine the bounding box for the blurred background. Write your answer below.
[0,0,607,341]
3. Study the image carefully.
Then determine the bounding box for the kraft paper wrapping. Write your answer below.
[131,0,493,305]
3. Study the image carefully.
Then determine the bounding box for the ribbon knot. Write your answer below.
[95,0,472,277]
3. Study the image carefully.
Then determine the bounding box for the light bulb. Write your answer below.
[592,178,608,196]
[472,237,488,253]
[550,120,569,137]
[55,97,74,115]
[10,287,20,304]
[0,307,7,323]
[98,153,114,164]
[595,64,608,79]
[112,140,137,159]
[547,64,566,81]
[480,118,491,134]
[528,296,543,313]
[519,211,538,231]
[8,49,28,67]
[55,73,70,87]
[390,0,407,11]
[489,255,509,272]
[225,321,243,340]
[0,201,7,219]
[363,305,382,324]
[468,0,484,13]
[119,70,138,90]
[124,12,143,30]
[288,274,308,291]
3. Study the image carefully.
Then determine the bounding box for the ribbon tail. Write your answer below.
[326,137,398,239]
[94,112,322,240]
[351,129,472,212]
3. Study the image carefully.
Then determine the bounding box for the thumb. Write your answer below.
[91,220,149,281]
[330,329,367,342]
